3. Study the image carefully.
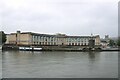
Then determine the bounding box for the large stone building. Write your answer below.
[5,31,101,47]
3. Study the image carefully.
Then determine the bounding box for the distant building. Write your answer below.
[5,31,101,47]
[100,35,110,48]
[100,40,109,48]
[105,35,110,43]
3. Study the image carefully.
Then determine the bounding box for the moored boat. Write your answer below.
[19,47,42,51]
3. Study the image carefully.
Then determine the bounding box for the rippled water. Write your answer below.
[0,50,2,79]
[2,51,118,78]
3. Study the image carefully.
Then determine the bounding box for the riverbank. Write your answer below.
[2,46,119,52]
[2,44,119,51]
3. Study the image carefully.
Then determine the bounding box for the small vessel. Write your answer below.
[19,47,42,51]
[102,47,119,51]
[33,48,42,51]
[19,47,32,50]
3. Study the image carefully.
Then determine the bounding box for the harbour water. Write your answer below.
[1,51,118,78]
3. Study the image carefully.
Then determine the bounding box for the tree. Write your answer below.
[117,38,120,46]
[0,31,6,44]
[109,39,115,47]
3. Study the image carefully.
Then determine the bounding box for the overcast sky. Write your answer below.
[0,0,119,38]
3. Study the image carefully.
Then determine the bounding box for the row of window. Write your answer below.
[33,42,56,45]
[33,42,89,45]
[68,43,88,46]
[67,38,89,41]
[33,36,91,40]
[32,36,57,42]
[32,36,91,43]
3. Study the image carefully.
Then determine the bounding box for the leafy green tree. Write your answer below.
[117,38,120,46]
[0,31,6,44]
[109,39,115,47]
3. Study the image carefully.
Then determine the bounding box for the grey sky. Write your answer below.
[0,0,119,38]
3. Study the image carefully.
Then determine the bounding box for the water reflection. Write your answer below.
[0,50,2,79]
[88,52,95,60]
[88,52,100,63]
[2,51,118,78]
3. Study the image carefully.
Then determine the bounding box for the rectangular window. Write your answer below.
[75,43,77,45]
[39,42,41,45]
[69,43,71,45]
[72,43,74,45]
